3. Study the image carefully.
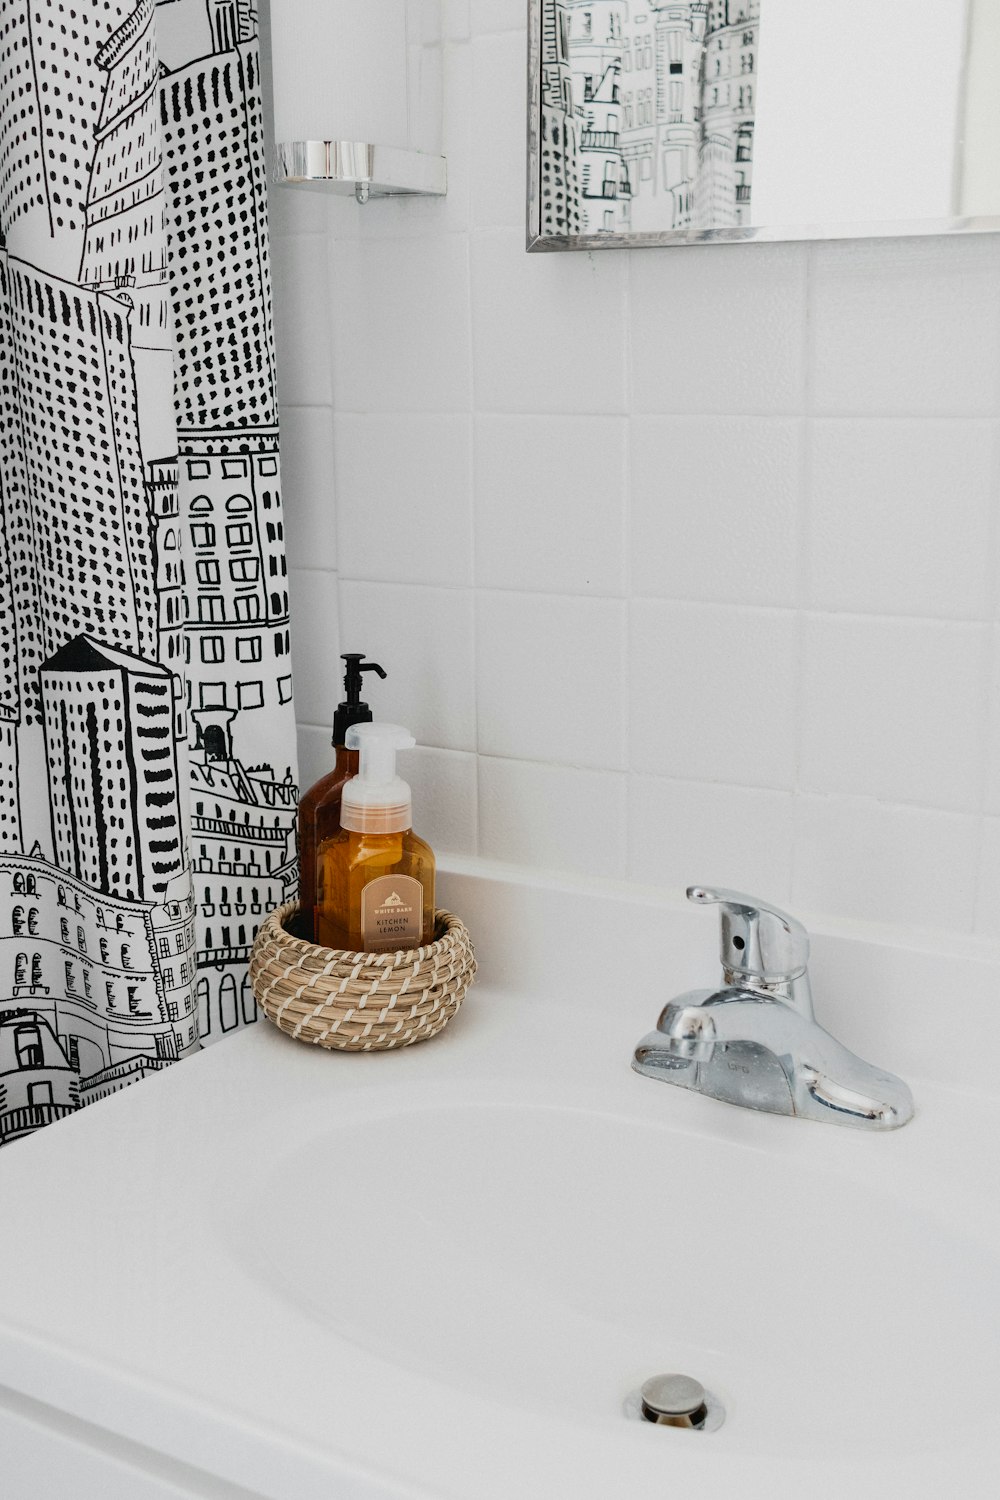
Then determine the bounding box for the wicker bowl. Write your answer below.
[249,903,476,1051]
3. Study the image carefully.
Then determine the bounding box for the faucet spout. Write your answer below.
[632,889,915,1131]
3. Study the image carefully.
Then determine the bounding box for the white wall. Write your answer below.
[270,0,1000,942]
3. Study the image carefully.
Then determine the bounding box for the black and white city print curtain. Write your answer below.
[0,0,299,1145]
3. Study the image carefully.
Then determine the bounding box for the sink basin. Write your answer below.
[231,1090,1000,1462]
[0,864,997,1499]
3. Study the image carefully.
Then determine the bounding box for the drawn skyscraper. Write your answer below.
[0,2,136,243]
[157,25,294,790]
[0,248,158,721]
[159,40,277,434]
[539,0,582,236]
[81,0,170,351]
[698,0,757,229]
[0,466,21,849]
[145,457,187,715]
[0,10,49,236]
[0,721,18,852]
[206,0,258,52]
[40,636,185,902]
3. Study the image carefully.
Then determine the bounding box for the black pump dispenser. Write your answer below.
[332,653,387,745]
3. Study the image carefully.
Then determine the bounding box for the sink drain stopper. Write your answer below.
[624,1373,724,1431]
[641,1374,707,1427]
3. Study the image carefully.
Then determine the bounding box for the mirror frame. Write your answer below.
[526,0,1000,252]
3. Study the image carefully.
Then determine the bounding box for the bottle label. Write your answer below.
[361,874,423,952]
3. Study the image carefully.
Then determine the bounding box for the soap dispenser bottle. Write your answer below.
[297,653,387,942]
[315,723,436,953]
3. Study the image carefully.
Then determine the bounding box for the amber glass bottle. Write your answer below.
[296,653,386,941]
[315,724,436,953]
[316,827,436,951]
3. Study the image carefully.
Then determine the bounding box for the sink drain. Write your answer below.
[624,1373,725,1432]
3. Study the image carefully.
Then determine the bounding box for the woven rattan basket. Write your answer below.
[249,903,476,1051]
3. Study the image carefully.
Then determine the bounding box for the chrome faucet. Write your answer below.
[632,887,914,1130]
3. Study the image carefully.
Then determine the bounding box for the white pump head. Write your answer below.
[341,722,416,834]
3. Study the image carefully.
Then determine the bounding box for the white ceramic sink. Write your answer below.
[0,863,998,1500]
[228,1089,1000,1459]
[231,1086,1000,1461]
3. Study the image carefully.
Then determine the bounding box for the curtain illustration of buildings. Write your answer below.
[0,0,298,1146]
[540,0,760,236]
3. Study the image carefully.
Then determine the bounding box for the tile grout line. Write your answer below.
[466,220,482,858]
[325,230,352,660]
[621,246,636,882]
[969,422,1000,929]
[294,571,997,627]
[313,403,1000,421]
[290,729,993,821]
[789,242,815,907]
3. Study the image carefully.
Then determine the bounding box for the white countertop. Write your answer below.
[0,864,998,1500]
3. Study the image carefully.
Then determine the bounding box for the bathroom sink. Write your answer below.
[0,864,998,1499]
[230,1089,1000,1457]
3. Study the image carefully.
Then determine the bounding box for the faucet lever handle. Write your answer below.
[687,886,810,983]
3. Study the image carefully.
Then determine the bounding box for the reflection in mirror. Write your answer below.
[528,0,1000,250]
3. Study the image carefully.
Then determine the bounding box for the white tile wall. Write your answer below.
[334,414,473,586]
[337,581,476,751]
[272,235,333,406]
[628,778,796,906]
[793,797,981,932]
[978,819,1000,936]
[805,420,996,619]
[470,31,526,231]
[471,229,629,414]
[328,234,472,412]
[287,569,342,729]
[269,8,1000,942]
[478,758,627,875]
[630,242,808,416]
[630,601,798,789]
[799,616,989,813]
[809,237,1000,418]
[475,591,627,768]
[989,629,1000,815]
[443,1,469,41]
[468,0,525,36]
[474,415,626,595]
[400,746,479,855]
[630,417,800,606]
[279,407,338,573]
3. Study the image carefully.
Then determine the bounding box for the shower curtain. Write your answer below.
[0,0,298,1145]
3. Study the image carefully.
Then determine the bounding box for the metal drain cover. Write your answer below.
[624,1373,725,1431]
[641,1374,708,1426]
